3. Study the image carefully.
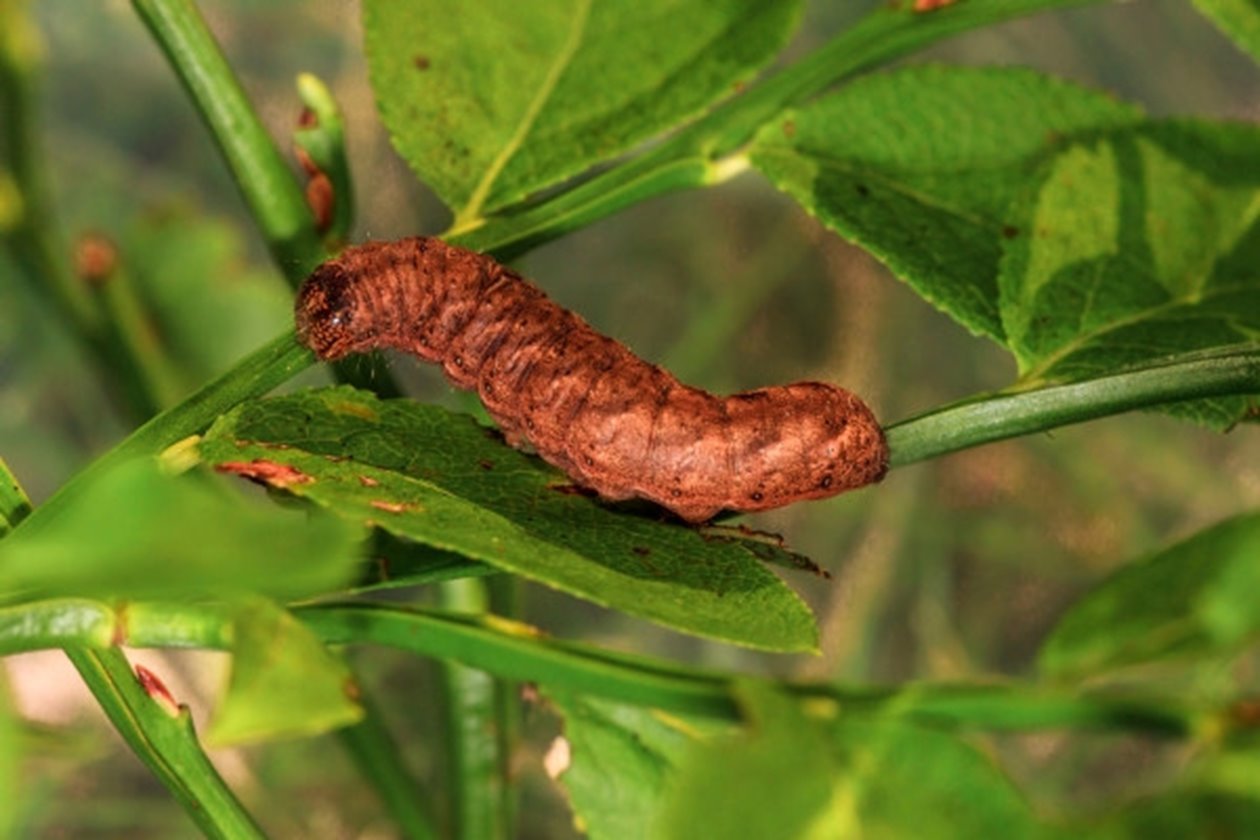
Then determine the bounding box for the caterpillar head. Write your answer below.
[295,260,373,360]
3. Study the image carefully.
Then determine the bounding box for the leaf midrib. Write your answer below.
[455,0,593,225]
[1017,279,1260,385]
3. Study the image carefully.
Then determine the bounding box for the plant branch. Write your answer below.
[0,598,1198,738]
[0,3,173,420]
[336,685,439,840]
[11,331,313,540]
[885,345,1260,467]
[132,0,322,285]
[65,646,264,839]
[131,0,400,396]
[0,1,98,333]
[438,579,510,840]
[449,0,1106,258]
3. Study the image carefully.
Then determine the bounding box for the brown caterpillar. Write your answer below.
[295,238,888,522]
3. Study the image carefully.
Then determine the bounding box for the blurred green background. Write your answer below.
[3,1,1260,836]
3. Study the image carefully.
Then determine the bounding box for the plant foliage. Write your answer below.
[1,0,1259,837]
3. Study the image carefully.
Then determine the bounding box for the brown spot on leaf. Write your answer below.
[217,459,313,488]
[330,400,378,421]
[781,119,796,139]
[370,499,417,514]
[413,54,431,70]
[913,0,959,11]
[478,459,495,471]
[359,475,380,487]
[631,546,651,557]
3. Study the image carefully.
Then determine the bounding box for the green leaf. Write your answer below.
[207,598,363,746]
[999,121,1260,427]
[351,531,496,594]
[749,65,1141,341]
[1192,0,1260,64]
[363,0,802,221]
[658,683,1049,840]
[1039,512,1260,677]
[548,691,728,840]
[0,675,17,840]
[199,387,818,652]
[0,458,363,601]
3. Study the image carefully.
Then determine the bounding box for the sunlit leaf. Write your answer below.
[364,0,802,219]
[0,459,363,601]
[750,65,1140,340]
[207,599,362,746]
[999,121,1260,427]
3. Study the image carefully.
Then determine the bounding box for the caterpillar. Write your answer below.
[295,237,888,522]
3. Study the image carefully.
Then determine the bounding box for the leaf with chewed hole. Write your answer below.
[199,386,818,652]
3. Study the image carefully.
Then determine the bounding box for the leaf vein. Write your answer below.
[455,0,593,224]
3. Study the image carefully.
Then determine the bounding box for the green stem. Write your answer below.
[0,1,99,333]
[0,2,171,419]
[131,0,322,285]
[12,330,313,540]
[451,0,1106,258]
[439,579,509,840]
[336,689,439,840]
[65,646,264,839]
[486,576,520,836]
[0,598,1196,737]
[88,254,191,415]
[885,345,1260,468]
[131,0,399,397]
